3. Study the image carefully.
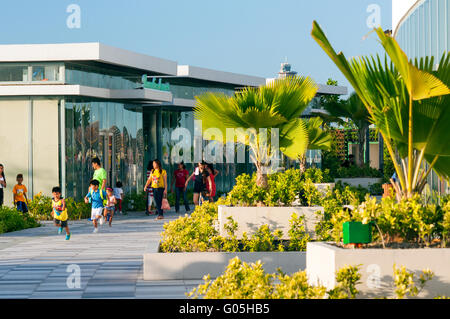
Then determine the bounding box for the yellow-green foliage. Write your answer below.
[288,213,310,251]
[160,201,311,253]
[393,265,434,299]
[328,265,362,299]
[352,194,444,245]
[188,257,274,299]
[273,270,327,299]
[160,201,219,252]
[0,206,40,234]
[188,257,361,299]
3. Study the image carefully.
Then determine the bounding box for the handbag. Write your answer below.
[161,197,171,211]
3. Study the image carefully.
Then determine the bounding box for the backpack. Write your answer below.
[90,189,107,206]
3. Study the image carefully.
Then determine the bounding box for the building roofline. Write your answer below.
[393,0,423,37]
[0,42,178,75]
[177,65,266,87]
[0,84,173,102]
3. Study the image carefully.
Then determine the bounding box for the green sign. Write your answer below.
[142,75,170,91]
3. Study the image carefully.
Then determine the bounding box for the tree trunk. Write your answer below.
[357,125,367,167]
[256,169,268,189]
[299,155,307,174]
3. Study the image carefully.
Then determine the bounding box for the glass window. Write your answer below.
[0,65,27,82]
[438,0,447,58]
[32,65,59,81]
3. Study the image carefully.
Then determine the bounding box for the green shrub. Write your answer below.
[0,206,40,234]
[159,201,311,253]
[159,201,219,252]
[351,195,444,246]
[227,173,266,206]
[122,191,147,211]
[188,257,274,299]
[187,257,360,299]
[27,192,52,220]
[288,213,310,251]
[242,225,284,252]
[393,265,434,299]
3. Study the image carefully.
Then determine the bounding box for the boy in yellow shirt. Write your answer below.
[51,186,71,240]
[13,174,28,213]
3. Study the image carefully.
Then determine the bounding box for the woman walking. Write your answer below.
[186,162,209,207]
[144,159,167,220]
[205,163,218,202]
[0,164,6,207]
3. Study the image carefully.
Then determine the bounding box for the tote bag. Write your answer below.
[162,198,171,211]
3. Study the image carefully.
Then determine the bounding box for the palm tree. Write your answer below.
[311,21,450,198]
[194,76,318,188]
[299,117,332,173]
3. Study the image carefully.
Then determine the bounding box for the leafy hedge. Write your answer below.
[188,257,438,299]
[316,193,450,246]
[0,206,40,234]
[226,169,370,207]
[188,257,361,299]
[159,200,310,253]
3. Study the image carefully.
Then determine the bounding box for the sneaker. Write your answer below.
[155,215,164,220]
[93,228,98,233]
[65,233,71,240]
[58,227,63,234]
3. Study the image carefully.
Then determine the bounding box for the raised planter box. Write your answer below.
[334,178,382,189]
[306,242,450,298]
[143,241,306,281]
[217,206,323,240]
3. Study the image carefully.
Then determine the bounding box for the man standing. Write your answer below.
[91,157,107,191]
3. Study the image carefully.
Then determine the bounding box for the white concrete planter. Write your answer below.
[218,206,323,240]
[334,178,382,189]
[306,242,450,298]
[143,241,306,281]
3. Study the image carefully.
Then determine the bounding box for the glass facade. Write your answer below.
[396,0,449,60]
[64,99,144,198]
[142,106,252,195]
[0,63,63,83]
[395,0,450,195]
[65,62,141,90]
[170,84,235,100]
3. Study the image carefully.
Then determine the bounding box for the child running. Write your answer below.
[84,179,107,233]
[113,181,124,215]
[105,187,116,227]
[51,186,71,240]
[13,174,28,213]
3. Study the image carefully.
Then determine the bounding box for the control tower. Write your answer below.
[277,59,297,79]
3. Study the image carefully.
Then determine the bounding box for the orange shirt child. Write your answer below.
[13,184,27,203]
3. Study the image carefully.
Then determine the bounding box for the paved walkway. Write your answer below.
[0,211,202,299]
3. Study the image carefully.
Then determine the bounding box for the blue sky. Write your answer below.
[0,0,392,91]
